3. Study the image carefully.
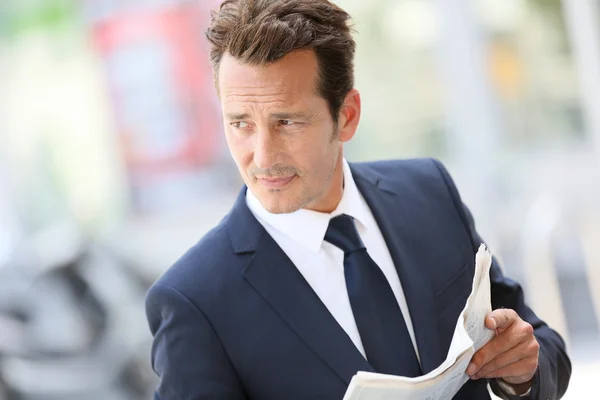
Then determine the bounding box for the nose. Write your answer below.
[253,127,280,170]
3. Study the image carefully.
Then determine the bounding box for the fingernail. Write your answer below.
[467,363,476,375]
[489,317,497,330]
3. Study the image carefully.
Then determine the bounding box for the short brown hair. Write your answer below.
[205,0,356,122]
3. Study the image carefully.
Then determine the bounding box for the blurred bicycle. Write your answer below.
[0,221,156,400]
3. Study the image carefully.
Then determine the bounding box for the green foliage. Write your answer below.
[1,0,76,38]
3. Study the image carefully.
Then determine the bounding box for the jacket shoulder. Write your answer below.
[147,213,241,302]
[352,157,450,187]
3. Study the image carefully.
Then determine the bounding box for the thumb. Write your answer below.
[487,309,519,330]
[485,315,497,331]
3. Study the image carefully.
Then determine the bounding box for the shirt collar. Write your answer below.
[246,159,373,253]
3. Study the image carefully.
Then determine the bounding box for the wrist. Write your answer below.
[496,378,532,396]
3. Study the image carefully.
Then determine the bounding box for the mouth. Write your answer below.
[256,175,296,189]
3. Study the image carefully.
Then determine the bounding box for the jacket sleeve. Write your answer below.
[145,283,248,400]
[432,158,572,400]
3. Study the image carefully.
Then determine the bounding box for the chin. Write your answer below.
[263,202,300,215]
[258,195,303,215]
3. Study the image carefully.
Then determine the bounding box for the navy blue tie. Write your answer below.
[325,214,422,377]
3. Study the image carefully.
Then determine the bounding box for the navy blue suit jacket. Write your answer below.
[146,158,571,399]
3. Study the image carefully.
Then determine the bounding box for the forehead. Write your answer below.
[218,49,321,106]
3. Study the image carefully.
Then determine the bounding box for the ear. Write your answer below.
[337,89,361,143]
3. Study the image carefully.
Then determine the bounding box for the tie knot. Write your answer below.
[324,214,365,254]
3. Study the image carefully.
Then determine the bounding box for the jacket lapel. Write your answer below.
[227,188,374,386]
[226,160,446,380]
[351,164,444,374]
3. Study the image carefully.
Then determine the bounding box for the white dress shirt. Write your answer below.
[246,159,420,362]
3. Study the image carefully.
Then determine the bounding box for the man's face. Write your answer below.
[218,49,359,214]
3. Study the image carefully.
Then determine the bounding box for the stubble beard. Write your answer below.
[286,140,340,214]
[255,126,340,214]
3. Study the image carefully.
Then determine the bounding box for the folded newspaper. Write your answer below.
[343,244,495,400]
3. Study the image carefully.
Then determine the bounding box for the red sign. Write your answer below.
[92,2,222,181]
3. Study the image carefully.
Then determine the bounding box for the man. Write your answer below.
[145,1,571,399]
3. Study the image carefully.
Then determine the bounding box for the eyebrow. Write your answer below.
[224,112,311,121]
[225,113,251,120]
[270,112,309,120]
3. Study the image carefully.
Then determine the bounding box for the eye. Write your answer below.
[231,121,250,129]
[279,120,295,126]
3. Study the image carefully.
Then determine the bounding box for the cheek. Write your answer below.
[300,136,337,178]
[225,131,252,165]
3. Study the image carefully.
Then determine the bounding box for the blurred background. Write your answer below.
[0,0,598,399]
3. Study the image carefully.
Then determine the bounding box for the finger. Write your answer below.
[487,309,519,330]
[472,341,529,378]
[468,330,526,375]
[474,355,539,382]
[471,339,539,379]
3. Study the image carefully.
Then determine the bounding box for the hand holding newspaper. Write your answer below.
[343,244,495,400]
